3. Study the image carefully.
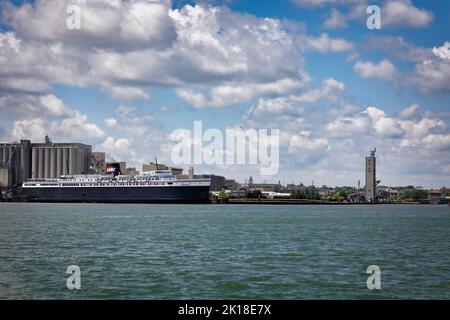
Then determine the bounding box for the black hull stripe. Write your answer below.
[21,186,210,203]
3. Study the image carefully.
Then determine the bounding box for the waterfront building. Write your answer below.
[31,142,91,179]
[317,187,335,196]
[428,189,443,204]
[224,179,239,190]
[348,192,364,203]
[0,166,12,189]
[0,140,31,187]
[91,152,106,174]
[246,175,282,192]
[0,139,92,187]
[119,162,127,175]
[389,189,399,198]
[248,182,282,192]
[285,183,307,193]
[365,149,377,203]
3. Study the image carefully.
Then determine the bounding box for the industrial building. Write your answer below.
[0,167,12,188]
[31,142,91,179]
[0,140,32,187]
[91,152,106,174]
[365,148,377,203]
[0,139,92,188]
[224,179,239,190]
[247,176,282,192]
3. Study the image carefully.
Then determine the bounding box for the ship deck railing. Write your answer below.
[22,178,211,187]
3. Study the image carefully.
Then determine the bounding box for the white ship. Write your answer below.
[21,170,211,203]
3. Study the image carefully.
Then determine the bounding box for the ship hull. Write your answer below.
[21,185,210,204]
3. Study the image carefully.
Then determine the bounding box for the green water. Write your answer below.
[0,203,449,299]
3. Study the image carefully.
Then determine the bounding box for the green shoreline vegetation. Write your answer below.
[210,186,450,205]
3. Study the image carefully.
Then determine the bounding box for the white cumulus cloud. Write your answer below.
[354,59,398,81]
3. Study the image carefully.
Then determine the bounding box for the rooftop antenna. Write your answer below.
[45,135,52,145]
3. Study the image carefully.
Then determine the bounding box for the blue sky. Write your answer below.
[0,0,449,187]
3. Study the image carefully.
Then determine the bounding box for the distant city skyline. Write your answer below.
[0,0,449,188]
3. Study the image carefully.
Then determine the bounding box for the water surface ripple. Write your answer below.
[0,204,449,299]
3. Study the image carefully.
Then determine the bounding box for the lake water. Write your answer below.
[0,203,449,299]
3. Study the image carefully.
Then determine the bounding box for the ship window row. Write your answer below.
[26,181,180,187]
[50,182,173,186]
